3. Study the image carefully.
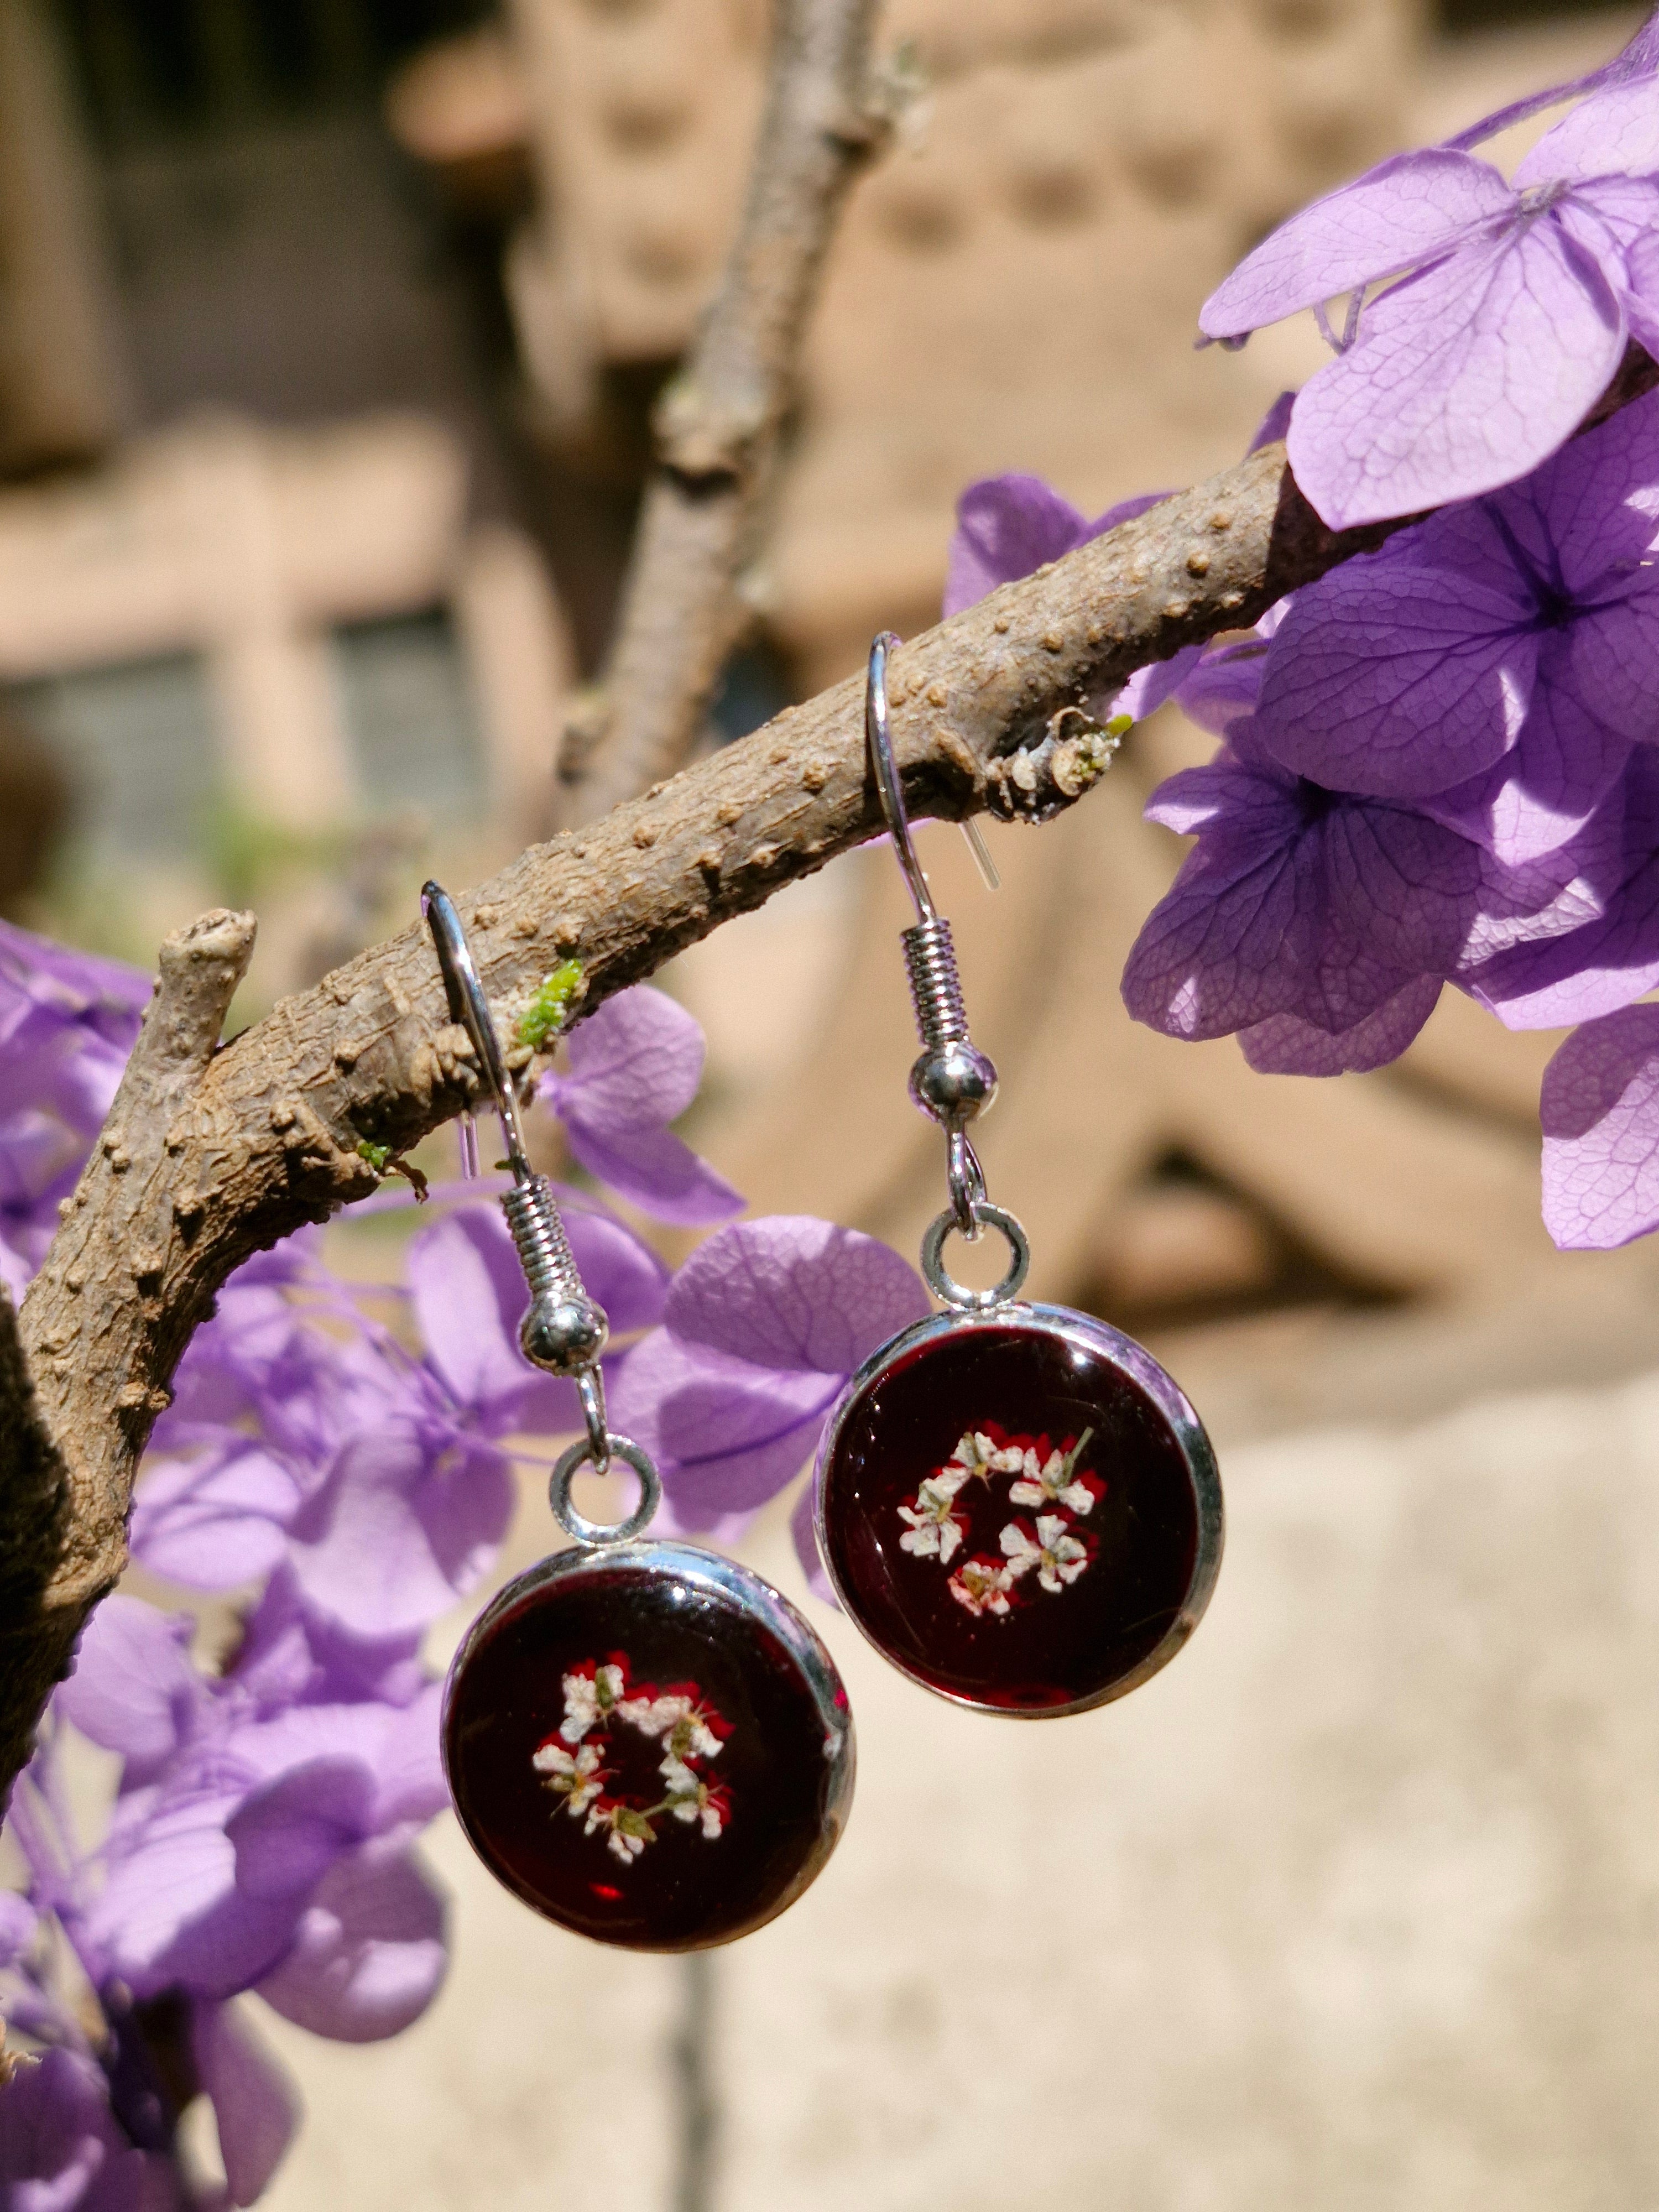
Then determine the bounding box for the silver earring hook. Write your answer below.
[421,880,531,1182]
[865,632,937,927]
[864,633,1024,1286]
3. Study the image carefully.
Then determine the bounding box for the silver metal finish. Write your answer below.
[549,1433,662,1545]
[442,1537,857,1947]
[503,1177,611,1376]
[812,1301,1224,1719]
[422,879,652,1520]
[865,635,1018,1259]
[920,1200,1030,1309]
[421,880,530,1160]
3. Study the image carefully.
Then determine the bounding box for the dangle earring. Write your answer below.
[812,640,1224,1717]
[422,885,854,1949]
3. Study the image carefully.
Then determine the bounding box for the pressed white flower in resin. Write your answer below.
[947,1557,1017,1617]
[1008,1427,1099,1515]
[533,1738,606,1817]
[898,1473,970,1562]
[898,1423,1100,1618]
[534,1655,733,1871]
[560,1659,627,1744]
[1001,1514,1089,1594]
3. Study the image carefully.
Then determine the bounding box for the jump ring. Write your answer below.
[920,1201,1030,1311]
[577,1368,610,1474]
[947,1128,986,1238]
[549,1434,661,1546]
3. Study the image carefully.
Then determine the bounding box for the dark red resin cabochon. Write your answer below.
[820,1319,1205,1710]
[445,1559,850,1949]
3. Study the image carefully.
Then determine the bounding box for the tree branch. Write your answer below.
[559,0,888,825]
[4,909,254,1806]
[4,367,1655,1801]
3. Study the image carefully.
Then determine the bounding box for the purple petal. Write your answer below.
[790,1480,838,1609]
[255,1845,446,2043]
[1200,149,1512,340]
[1515,78,1659,187]
[191,1999,299,2208]
[547,985,706,1129]
[0,917,150,1039]
[1167,638,1271,736]
[89,1786,302,1999]
[1112,644,1205,725]
[226,1761,375,1903]
[229,1692,446,1835]
[1126,738,1479,1043]
[406,1206,544,1426]
[562,1117,744,1227]
[1420,668,1632,866]
[1124,797,1315,1039]
[1615,216,1659,357]
[1255,518,1537,797]
[1448,15,1659,150]
[1287,215,1625,528]
[129,1445,299,1592]
[942,474,1089,614]
[563,1202,672,1332]
[1465,759,1659,1027]
[1541,1006,1659,1249]
[55,1596,207,1780]
[0,1890,37,1965]
[0,2047,148,2206]
[286,1428,513,1639]
[1248,390,1298,451]
[1239,978,1442,1075]
[609,1327,841,1517]
[662,1216,928,1374]
[1142,758,1245,837]
[231,1572,430,1714]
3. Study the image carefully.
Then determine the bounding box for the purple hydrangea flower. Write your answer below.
[1250,387,1659,865]
[56,1598,448,2036]
[1537,1003,1659,1248]
[1121,716,1613,1074]
[133,1198,665,1638]
[609,1217,928,1592]
[538,987,743,1226]
[0,921,149,1296]
[1201,74,1659,526]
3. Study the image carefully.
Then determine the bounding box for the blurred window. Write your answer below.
[332,607,484,821]
[4,653,220,864]
[58,0,496,145]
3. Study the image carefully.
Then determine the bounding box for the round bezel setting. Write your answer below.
[813,1302,1223,1717]
[444,1540,854,1950]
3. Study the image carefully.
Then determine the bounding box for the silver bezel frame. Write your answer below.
[442,1538,856,1948]
[812,1301,1224,1718]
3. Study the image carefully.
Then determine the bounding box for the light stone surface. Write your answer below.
[714,1374,1659,2212]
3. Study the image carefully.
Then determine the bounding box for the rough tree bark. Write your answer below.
[3,351,1656,1803]
[557,0,889,825]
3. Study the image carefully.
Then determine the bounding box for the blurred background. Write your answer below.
[12,0,1659,2204]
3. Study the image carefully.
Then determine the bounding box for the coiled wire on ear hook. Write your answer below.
[865,635,1001,1245]
[422,882,629,1496]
